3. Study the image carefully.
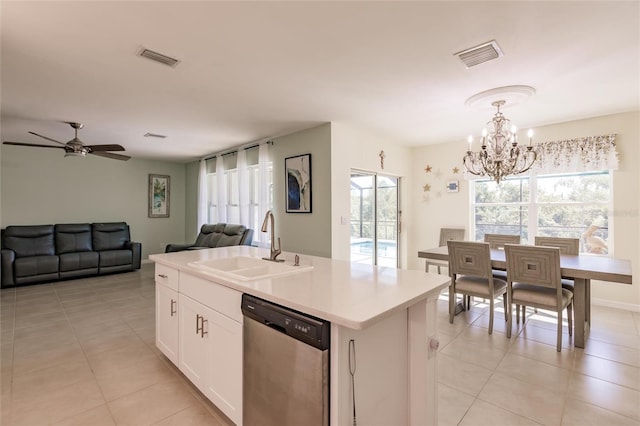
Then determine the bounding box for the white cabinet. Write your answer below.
[155,267,243,426]
[178,294,212,390]
[155,283,179,364]
[205,304,242,424]
[155,264,179,364]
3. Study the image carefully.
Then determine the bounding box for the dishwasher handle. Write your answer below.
[265,321,286,334]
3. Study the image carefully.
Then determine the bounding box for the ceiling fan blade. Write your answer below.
[3,141,65,149]
[87,144,126,152]
[90,151,131,161]
[27,131,67,146]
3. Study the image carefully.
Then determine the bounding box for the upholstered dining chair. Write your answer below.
[481,233,522,305]
[504,244,573,352]
[534,237,580,256]
[425,228,465,274]
[528,236,580,321]
[483,233,521,280]
[484,233,521,250]
[447,240,507,334]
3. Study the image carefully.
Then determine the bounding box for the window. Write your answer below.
[471,171,611,254]
[206,162,273,244]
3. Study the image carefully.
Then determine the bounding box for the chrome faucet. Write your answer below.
[261,210,284,262]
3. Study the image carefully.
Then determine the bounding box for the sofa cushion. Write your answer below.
[217,224,248,247]
[99,250,133,267]
[195,223,226,247]
[194,226,213,246]
[14,255,59,278]
[93,222,130,251]
[56,223,93,254]
[59,252,99,272]
[2,225,56,258]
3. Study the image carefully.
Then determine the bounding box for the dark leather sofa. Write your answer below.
[1,222,141,288]
[165,223,253,253]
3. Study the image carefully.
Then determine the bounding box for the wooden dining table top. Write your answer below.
[418,246,633,284]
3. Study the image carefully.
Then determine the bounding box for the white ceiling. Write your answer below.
[2,1,638,163]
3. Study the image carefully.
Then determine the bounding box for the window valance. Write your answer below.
[532,134,618,174]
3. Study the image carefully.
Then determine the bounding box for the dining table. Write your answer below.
[418,246,633,348]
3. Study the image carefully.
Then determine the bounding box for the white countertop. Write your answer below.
[149,246,450,330]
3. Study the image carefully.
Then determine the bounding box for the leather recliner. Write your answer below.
[165,223,253,253]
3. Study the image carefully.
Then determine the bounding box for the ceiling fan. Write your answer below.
[3,122,130,161]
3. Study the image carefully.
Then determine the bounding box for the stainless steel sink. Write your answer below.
[188,256,313,281]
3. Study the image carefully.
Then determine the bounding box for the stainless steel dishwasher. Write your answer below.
[241,294,330,426]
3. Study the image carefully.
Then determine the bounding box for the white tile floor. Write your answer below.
[1,263,639,425]
[437,295,640,425]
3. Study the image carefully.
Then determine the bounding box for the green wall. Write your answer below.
[1,146,187,260]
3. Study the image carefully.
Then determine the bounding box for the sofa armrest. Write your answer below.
[1,249,16,287]
[125,241,142,269]
[165,243,195,253]
[240,229,254,246]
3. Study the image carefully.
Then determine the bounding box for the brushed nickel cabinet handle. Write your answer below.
[170,299,177,316]
[200,319,208,338]
[196,314,201,334]
[157,274,168,279]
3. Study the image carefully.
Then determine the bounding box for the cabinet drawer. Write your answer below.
[155,264,179,291]
[180,273,242,323]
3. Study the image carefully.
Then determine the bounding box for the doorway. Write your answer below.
[350,171,400,268]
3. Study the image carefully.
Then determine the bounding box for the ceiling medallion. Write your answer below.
[465,85,536,110]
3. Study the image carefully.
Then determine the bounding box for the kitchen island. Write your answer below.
[150,246,450,426]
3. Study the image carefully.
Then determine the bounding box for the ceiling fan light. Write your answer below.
[64,151,87,158]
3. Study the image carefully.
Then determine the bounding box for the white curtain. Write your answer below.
[237,149,250,227]
[216,155,227,223]
[532,134,619,174]
[200,142,271,245]
[255,142,272,247]
[196,159,208,232]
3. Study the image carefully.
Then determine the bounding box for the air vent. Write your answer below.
[454,40,503,68]
[137,48,180,67]
[144,132,167,139]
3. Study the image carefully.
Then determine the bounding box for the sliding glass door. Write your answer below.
[350,171,399,267]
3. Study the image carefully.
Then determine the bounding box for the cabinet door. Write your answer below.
[178,294,211,391]
[155,283,179,364]
[205,309,243,425]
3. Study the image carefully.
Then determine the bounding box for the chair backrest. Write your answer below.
[447,240,492,279]
[2,225,55,257]
[484,233,521,249]
[217,224,249,247]
[534,237,579,255]
[92,222,131,251]
[56,223,93,254]
[504,244,562,290]
[439,228,466,247]
[195,223,226,247]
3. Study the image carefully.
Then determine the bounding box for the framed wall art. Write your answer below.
[148,174,170,218]
[285,154,312,213]
[446,180,459,193]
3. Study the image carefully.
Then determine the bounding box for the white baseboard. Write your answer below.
[142,259,154,265]
[592,297,640,313]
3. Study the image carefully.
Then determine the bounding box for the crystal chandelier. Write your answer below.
[463,100,538,184]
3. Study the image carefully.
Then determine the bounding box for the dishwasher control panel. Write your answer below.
[241,294,330,350]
